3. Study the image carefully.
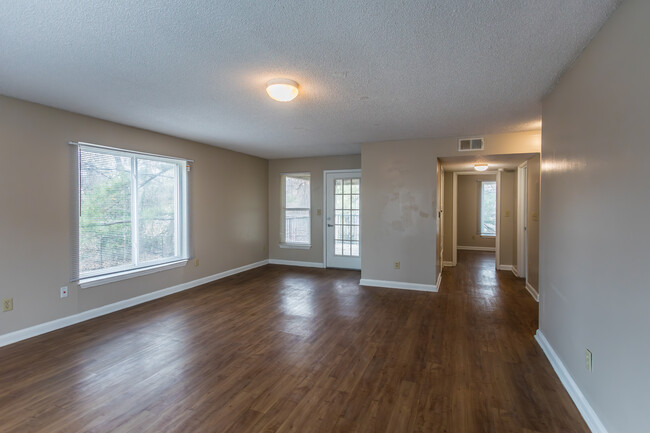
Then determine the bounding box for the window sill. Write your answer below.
[480,234,496,238]
[279,243,312,250]
[79,259,189,289]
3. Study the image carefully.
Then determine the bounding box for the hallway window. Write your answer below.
[281,173,311,246]
[479,181,496,236]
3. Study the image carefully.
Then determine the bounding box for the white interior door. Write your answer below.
[325,170,361,269]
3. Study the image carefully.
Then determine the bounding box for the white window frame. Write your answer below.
[280,172,311,248]
[74,143,190,288]
[479,180,497,237]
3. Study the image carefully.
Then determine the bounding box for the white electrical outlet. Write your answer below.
[394,261,400,269]
[585,349,592,372]
[60,286,69,298]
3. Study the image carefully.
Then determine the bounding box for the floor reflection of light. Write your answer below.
[477,268,497,285]
[279,278,315,318]
[333,282,361,318]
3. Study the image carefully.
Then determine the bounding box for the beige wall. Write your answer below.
[541,0,649,431]
[0,95,268,336]
[457,174,496,249]
[362,131,540,287]
[499,170,516,266]
[512,170,518,270]
[268,155,361,264]
[443,171,454,263]
[527,154,540,292]
[435,160,442,278]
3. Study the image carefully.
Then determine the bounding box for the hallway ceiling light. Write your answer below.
[474,163,488,171]
[266,78,299,102]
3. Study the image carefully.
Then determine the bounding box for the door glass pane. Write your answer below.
[333,177,361,257]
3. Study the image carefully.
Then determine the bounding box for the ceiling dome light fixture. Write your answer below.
[474,163,488,172]
[266,78,299,102]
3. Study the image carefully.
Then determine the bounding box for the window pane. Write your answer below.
[137,158,178,263]
[350,241,360,256]
[481,181,497,235]
[285,209,310,244]
[343,179,351,194]
[351,179,360,194]
[79,149,132,274]
[351,194,359,210]
[351,226,359,241]
[285,175,310,208]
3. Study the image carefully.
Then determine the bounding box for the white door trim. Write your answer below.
[439,166,445,271]
[517,162,528,281]
[452,171,498,266]
[323,169,362,269]
[496,169,502,269]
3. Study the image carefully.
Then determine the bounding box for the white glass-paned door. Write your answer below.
[325,171,361,269]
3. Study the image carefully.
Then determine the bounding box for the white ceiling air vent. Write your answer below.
[458,138,484,151]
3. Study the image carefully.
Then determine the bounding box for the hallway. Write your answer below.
[437,250,580,431]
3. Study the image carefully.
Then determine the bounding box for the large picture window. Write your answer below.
[281,173,311,246]
[479,180,497,236]
[75,144,189,281]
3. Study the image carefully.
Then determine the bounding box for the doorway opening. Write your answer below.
[452,171,499,266]
[438,153,539,302]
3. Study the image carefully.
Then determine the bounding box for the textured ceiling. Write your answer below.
[0,0,620,159]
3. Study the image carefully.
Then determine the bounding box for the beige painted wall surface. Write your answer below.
[0,96,268,336]
[362,130,540,287]
[512,171,518,271]
[435,161,442,279]
[443,171,453,263]
[457,174,496,249]
[498,171,515,266]
[268,155,361,264]
[361,141,437,285]
[526,154,540,292]
[541,0,649,431]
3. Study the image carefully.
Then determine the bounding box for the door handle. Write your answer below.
[327,224,334,227]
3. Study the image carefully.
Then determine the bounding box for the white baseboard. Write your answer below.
[436,272,442,291]
[511,266,519,278]
[497,264,514,272]
[268,259,325,268]
[457,246,496,252]
[442,261,454,267]
[535,330,609,433]
[525,281,539,302]
[0,260,269,348]
[359,278,438,292]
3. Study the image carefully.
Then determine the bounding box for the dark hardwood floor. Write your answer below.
[0,251,588,432]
